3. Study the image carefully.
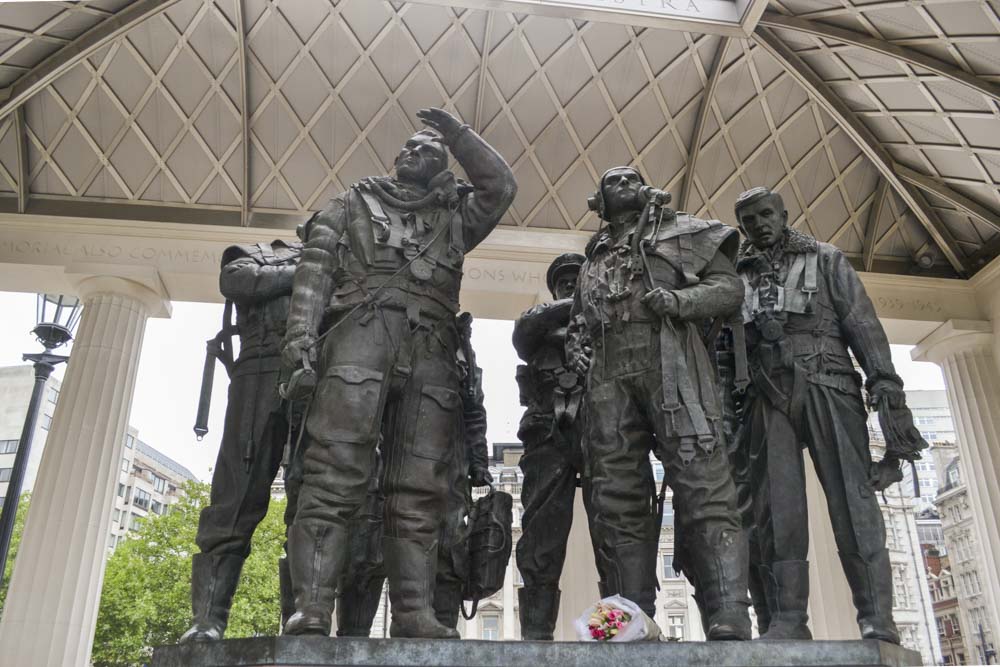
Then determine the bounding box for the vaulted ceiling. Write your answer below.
[0,0,997,277]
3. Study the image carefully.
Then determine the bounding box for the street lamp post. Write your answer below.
[0,294,81,584]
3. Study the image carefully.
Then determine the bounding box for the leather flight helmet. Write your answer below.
[587,166,646,221]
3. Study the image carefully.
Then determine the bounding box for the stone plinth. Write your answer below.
[152,637,922,667]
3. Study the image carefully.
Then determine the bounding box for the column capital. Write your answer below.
[65,263,172,318]
[911,319,993,364]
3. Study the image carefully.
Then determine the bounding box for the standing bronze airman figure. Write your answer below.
[567,167,751,640]
[733,186,925,643]
[280,108,515,638]
[182,238,302,642]
[512,253,591,640]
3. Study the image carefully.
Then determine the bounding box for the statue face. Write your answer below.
[601,168,643,219]
[737,193,788,249]
[395,133,447,186]
[553,272,578,300]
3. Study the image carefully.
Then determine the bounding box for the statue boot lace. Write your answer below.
[690,529,752,641]
[602,541,658,619]
[278,557,295,631]
[518,585,561,640]
[433,579,464,631]
[840,550,900,644]
[337,576,385,637]
[179,553,244,643]
[384,537,460,639]
[760,560,812,640]
[284,522,348,636]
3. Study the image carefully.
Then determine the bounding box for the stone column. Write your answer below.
[804,463,863,639]
[913,319,1000,640]
[0,271,169,665]
[556,488,599,640]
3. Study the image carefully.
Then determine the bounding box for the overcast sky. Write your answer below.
[0,290,945,482]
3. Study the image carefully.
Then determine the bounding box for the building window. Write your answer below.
[133,488,151,510]
[661,504,674,527]
[48,386,59,404]
[41,414,52,430]
[130,514,143,531]
[113,509,121,524]
[668,614,685,640]
[0,468,12,482]
[892,565,910,609]
[0,440,17,454]
[949,468,960,485]
[153,475,166,493]
[151,500,163,516]
[481,614,501,641]
[117,483,125,498]
[124,434,134,449]
[121,458,130,473]
[662,553,679,579]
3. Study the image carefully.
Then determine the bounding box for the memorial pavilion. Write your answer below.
[0,1,997,663]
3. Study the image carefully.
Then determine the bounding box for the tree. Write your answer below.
[0,492,30,612]
[91,481,286,667]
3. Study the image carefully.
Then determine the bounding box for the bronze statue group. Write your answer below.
[180,108,927,646]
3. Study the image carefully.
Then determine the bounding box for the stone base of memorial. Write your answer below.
[152,637,922,667]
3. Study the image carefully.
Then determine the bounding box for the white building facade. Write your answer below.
[0,364,197,551]
[0,365,60,507]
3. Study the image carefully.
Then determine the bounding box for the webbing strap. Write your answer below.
[357,187,391,243]
[659,322,712,437]
[676,215,699,285]
[785,255,806,297]
[802,251,818,294]
[449,209,465,258]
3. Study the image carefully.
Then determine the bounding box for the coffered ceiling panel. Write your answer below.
[0,0,997,277]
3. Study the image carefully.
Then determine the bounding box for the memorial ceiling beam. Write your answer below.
[0,0,183,122]
[758,12,1000,103]
[404,0,766,37]
[234,0,250,227]
[680,38,729,211]
[863,178,889,273]
[895,164,1000,233]
[13,107,27,214]
[754,27,970,277]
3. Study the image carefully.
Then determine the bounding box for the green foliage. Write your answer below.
[0,492,30,612]
[91,481,286,667]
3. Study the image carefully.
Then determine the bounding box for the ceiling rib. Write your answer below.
[864,178,889,272]
[0,0,184,122]
[234,0,250,227]
[679,37,729,212]
[896,164,1000,233]
[758,12,1000,103]
[473,11,495,134]
[753,26,969,277]
[13,106,27,214]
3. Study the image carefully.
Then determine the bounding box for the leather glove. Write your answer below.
[867,377,906,411]
[470,465,494,487]
[641,287,680,319]
[869,457,903,492]
[281,329,316,372]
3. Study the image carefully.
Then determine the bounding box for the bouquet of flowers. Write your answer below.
[587,602,631,640]
[573,594,662,642]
